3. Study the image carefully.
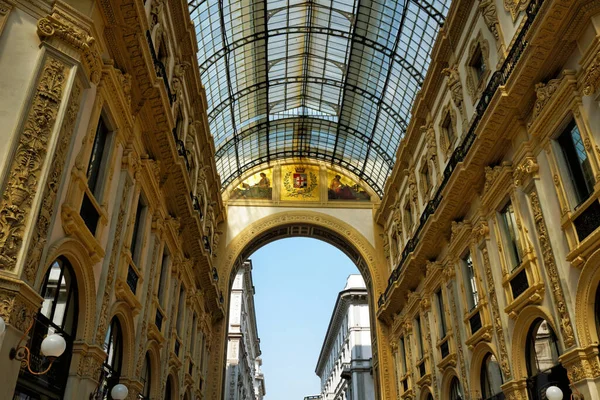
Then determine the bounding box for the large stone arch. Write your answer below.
[470,341,502,395]
[575,247,600,347]
[109,301,137,378]
[43,237,97,343]
[509,305,559,380]
[210,210,396,400]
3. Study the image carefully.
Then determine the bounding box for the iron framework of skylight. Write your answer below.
[189,0,451,196]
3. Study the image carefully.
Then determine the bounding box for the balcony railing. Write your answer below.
[378,0,545,308]
[469,310,483,335]
[573,199,600,241]
[146,30,174,106]
[126,265,139,294]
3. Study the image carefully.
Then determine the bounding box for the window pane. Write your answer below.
[500,202,521,270]
[463,252,479,310]
[87,117,109,196]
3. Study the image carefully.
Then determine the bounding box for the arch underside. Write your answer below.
[188,0,451,196]
[229,223,371,291]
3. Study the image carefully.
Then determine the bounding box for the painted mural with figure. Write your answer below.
[327,171,370,201]
[230,169,273,200]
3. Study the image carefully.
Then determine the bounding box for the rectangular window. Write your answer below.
[130,197,146,264]
[463,252,479,310]
[405,203,413,229]
[435,289,447,337]
[176,287,186,334]
[470,45,486,83]
[557,121,594,205]
[87,116,110,197]
[443,113,454,145]
[421,163,431,194]
[157,251,169,307]
[499,202,522,270]
[415,316,424,359]
[399,337,406,374]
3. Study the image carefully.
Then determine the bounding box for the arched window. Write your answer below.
[480,353,504,400]
[165,376,173,400]
[14,258,79,399]
[99,318,124,399]
[595,285,600,345]
[450,377,463,400]
[427,394,434,400]
[141,353,152,399]
[525,319,571,400]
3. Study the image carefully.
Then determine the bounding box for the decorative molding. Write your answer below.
[582,50,600,96]
[479,0,499,40]
[503,0,530,22]
[37,13,102,84]
[23,81,83,282]
[423,315,439,399]
[530,77,563,124]
[441,66,466,123]
[96,179,132,344]
[529,190,576,348]
[465,31,491,105]
[0,58,67,271]
[512,157,539,187]
[447,282,470,399]
[481,248,512,379]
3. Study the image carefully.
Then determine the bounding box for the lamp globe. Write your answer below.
[40,334,67,358]
[546,386,563,400]
[111,384,129,400]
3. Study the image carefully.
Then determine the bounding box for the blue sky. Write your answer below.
[249,238,359,400]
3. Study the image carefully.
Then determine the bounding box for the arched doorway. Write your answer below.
[480,353,503,400]
[213,211,392,400]
[13,257,78,400]
[449,377,463,400]
[140,353,152,399]
[97,318,124,399]
[525,319,571,400]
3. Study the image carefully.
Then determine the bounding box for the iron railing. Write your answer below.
[146,30,174,105]
[378,0,545,308]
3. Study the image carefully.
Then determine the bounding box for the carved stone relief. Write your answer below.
[529,190,576,348]
[0,58,67,271]
[23,81,83,282]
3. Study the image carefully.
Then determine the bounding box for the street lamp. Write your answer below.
[9,318,67,375]
[111,384,129,400]
[546,386,563,400]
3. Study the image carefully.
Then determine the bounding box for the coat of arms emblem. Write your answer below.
[283,166,318,199]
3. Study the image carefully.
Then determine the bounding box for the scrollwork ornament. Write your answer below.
[24,82,82,282]
[513,157,539,187]
[583,52,600,96]
[0,58,66,271]
[479,0,499,39]
[529,190,576,348]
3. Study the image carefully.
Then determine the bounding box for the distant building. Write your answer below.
[315,275,374,400]
[225,261,266,400]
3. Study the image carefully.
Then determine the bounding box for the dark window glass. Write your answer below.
[87,117,109,197]
[415,316,424,358]
[473,48,486,82]
[165,377,173,400]
[526,319,571,400]
[443,113,454,145]
[157,252,169,307]
[141,353,151,399]
[399,337,406,375]
[405,203,412,229]
[595,285,600,345]
[436,289,447,337]
[15,259,78,399]
[463,252,479,310]
[422,164,431,193]
[499,202,522,270]
[558,122,594,205]
[130,197,145,263]
[450,377,463,400]
[177,287,186,334]
[481,353,503,399]
[99,318,123,400]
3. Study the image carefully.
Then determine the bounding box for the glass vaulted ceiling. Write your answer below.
[189,0,451,196]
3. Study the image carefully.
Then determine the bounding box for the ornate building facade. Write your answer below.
[315,275,374,400]
[224,261,265,400]
[0,0,598,399]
